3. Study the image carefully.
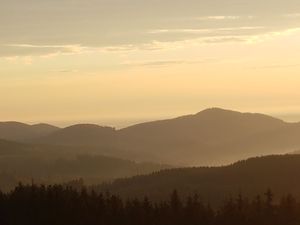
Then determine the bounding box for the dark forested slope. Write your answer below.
[99,154,300,205]
[0,139,169,191]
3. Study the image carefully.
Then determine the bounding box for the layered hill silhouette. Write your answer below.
[2,108,300,165]
[0,139,31,155]
[2,109,300,196]
[24,108,300,165]
[0,139,169,191]
[98,154,300,206]
[34,124,116,148]
[116,108,294,165]
[0,122,59,142]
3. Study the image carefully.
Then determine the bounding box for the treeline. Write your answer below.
[96,155,300,206]
[0,184,300,225]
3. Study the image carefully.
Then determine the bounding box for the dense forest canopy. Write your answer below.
[1,184,300,225]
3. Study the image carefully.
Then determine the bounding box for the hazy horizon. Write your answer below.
[2,108,300,129]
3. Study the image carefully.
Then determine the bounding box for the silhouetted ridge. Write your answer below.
[62,124,115,133]
[116,108,289,165]
[35,124,116,147]
[195,107,284,124]
[98,154,300,205]
[2,108,300,165]
[196,107,242,115]
[31,123,60,132]
[0,121,60,141]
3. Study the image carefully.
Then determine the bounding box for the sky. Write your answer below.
[1,0,300,127]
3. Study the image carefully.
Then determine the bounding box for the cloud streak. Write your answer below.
[121,59,212,67]
[1,0,300,58]
[148,26,265,34]
[0,44,87,57]
[196,16,242,20]
[2,26,300,60]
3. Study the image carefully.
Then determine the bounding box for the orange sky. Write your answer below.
[1,0,300,126]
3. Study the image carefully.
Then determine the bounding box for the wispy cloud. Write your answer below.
[3,44,87,55]
[246,27,300,43]
[250,64,300,70]
[0,44,96,61]
[196,16,241,20]
[1,26,300,61]
[148,27,265,34]
[56,69,79,73]
[194,15,256,21]
[283,13,300,18]
[1,0,300,59]
[123,60,186,67]
[3,56,34,65]
[122,58,218,67]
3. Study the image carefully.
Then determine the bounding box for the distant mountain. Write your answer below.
[116,108,290,165]
[0,122,60,142]
[4,108,300,166]
[35,124,116,148]
[98,154,300,206]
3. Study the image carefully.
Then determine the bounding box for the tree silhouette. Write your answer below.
[1,184,300,225]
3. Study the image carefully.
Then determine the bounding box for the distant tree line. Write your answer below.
[0,184,300,225]
[0,154,169,192]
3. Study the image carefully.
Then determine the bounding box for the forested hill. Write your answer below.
[0,139,170,191]
[98,154,300,205]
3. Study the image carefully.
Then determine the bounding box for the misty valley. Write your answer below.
[1,109,300,224]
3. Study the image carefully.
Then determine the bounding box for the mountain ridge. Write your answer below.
[0,121,60,142]
[2,108,300,165]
